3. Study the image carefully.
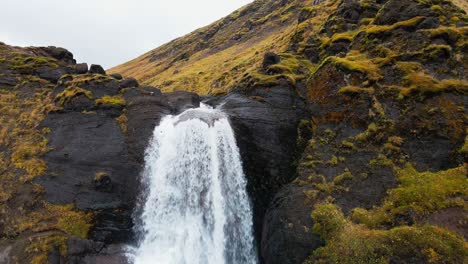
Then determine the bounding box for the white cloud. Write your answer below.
[0,0,252,69]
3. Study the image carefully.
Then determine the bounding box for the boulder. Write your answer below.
[74,63,89,74]
[119,77,139,89]
[165,90,200,113]
[36,66,68,83]
[262,52,281,70]
[47,46,76,64]
[110,73,123,80]
[89,64,106,74]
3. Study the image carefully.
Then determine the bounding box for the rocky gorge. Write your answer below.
[1,0,467,263]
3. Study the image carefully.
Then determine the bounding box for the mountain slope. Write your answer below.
[109,0,329,95]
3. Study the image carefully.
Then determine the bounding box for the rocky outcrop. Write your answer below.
[205,85,307,257]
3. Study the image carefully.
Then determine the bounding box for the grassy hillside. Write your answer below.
[109,0,329,95]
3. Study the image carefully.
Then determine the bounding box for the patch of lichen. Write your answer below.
[351,165,467,228]
[304,203,467,264]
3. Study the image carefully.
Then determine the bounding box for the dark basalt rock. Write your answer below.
[373,0,435,25]
[261,184,323,264]
[119,77,139,89]
[165,90,201,114]
[262,52,281,71]
[61,94,95,112]
[209,86,307,258]
[75,63,89,74]
[47,46,76,64]
[37,66,68,83]
[89,64,106,75]
[0,75,17,87]
[417,17,440,29]
[110,73,123,80]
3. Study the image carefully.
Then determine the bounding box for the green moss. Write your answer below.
[366,16,425,36]
[327,52,382,81]
[368,154,394,167]
[351,165,467,228]
[324,30,361,46]
[55,87,93,105]
[116,113,128,134]
[460,133,468,155]
[327,155,339,166]
[423,44,452,59]
[306,203,467,264]
[9,55,59,73]
[355,122,380,142]
[95,95,125,106]
[27,235,67,264]
[267,53,316,77]
[400,73,468,96]
[396,61,423,75]
[311,203,348,240]
[333,169,353,185]
[94,171,108,181]
[341,140,356,149]
[338,86,375,96]
[16,203,92,239]
[11,136,49,182]
[424,26,467,42]
[52,204,92,239]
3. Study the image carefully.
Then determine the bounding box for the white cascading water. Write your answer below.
[130,104,257,264]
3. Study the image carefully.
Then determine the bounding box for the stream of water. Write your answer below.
[129,104,257,264]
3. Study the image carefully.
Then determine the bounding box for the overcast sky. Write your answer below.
[1,0,252,69]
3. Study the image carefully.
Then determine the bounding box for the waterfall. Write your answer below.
[130,104,257,264]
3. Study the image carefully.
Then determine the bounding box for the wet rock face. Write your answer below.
[261,184,322,264]
[38,111,139,243]
[207,86,307,257]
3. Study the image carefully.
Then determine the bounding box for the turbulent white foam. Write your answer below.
[130,104,257,264]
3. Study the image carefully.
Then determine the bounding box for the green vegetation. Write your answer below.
[366,16,425,36]
[95,95,125,106]
[338,86,374,95]
[15,202,92,238]
[9,55,59,73]
[400,73,468,96]
[55,86,93,105]
[351,165,467,228]
[305,203,467,264]
[27,235,67,264]
[116,112,128,134]
[325,51,382,81]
